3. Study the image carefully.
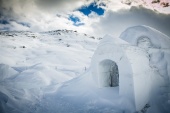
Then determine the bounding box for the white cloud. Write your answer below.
[10,21,30,31]
[0,0,170,38]
[34,0,91,12]
[90,6,170,37]
[0,0,91,32]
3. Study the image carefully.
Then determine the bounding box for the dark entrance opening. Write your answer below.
[99,59,119,87]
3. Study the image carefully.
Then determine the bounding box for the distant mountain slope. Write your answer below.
[121,0,170,13]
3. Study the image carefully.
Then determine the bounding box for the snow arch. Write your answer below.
[98,59,119,87]
[90,36,135,104]
[91,35,154,111]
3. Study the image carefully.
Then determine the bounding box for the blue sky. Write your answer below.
[69,15,84,26]
[69,2,105,26]
[78,2,105,16]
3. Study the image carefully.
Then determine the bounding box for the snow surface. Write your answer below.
[0,30,98,113]
[0,26,170,113]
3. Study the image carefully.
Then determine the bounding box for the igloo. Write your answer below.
[90,25,170,111]
[90,35,154,111]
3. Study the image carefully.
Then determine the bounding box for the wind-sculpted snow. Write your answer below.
[0,30,98,113]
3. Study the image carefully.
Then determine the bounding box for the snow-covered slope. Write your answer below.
[0,30,99,113]
[121,0,170,14]
[0,26,170,113]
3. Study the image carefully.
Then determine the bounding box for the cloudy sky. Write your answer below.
[0,0,170,37]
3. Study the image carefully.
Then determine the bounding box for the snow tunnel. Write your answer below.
[98,59,119,87]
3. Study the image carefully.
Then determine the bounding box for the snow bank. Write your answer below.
[0,64,18,81]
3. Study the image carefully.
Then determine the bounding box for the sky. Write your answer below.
[0,0,170,37]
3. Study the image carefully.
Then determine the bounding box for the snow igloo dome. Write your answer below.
[90,25,170,111]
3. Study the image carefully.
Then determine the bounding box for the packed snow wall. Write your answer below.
[120,25,170,112]
[124,45,152,111]
[90,35,153,111]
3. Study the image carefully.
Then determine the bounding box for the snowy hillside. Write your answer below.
[121,0,170,14]
[0,26,170,113]
[0,30,99,113]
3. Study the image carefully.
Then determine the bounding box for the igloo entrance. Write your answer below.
[98,59,119,87]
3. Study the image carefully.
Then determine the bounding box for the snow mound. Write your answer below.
[0,64,18,81]
[120,25,170,49]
